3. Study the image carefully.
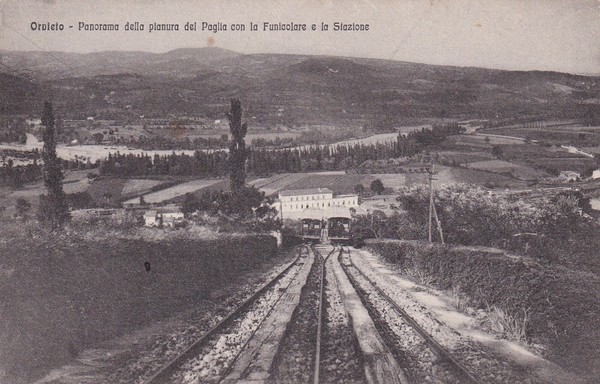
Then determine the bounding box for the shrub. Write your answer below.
[392,185,597,265]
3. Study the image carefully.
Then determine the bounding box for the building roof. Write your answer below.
[279,188,333,196]
[156,205,182,214]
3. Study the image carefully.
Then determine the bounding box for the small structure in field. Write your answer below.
[144,206,184,227]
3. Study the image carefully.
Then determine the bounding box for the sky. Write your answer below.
[1,0,599,74]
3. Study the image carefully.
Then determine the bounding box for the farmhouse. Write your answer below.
[144,205,184,227]
[275,188,359,220]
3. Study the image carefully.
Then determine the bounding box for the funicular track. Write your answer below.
[143,245,309,384]
[312,244,338,384]
[338,246,483,384]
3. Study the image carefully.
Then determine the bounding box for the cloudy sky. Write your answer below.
[1,0,599,74]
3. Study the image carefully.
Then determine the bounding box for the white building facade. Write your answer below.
[276,188,359,220]
[144,206,185,227]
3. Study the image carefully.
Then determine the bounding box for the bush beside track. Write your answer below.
[0,229,277,383]
[366,239,600,379]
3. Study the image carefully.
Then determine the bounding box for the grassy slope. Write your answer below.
[0,224,277,382]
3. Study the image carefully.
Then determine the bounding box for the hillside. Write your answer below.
[1,48,599,126]
[0,47,239,78]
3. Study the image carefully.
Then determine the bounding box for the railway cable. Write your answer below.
[312,244,338,384]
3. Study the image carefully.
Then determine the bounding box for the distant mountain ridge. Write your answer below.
[0,47,239,78]
[1,48,599,124]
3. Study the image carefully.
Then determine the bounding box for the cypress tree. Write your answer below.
[227,99,248,192]
[38,101,70,228]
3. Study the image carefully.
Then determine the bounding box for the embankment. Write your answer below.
[0,229,277,382]
[366,239,600,379]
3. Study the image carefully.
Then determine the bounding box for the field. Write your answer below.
[466,160,545,180]
[121,178,167,197]
[169,179,230,204]
[479,124,600,146]
[434,166,530,188]
[249,172,388,195]
[471,133,526,145]
[498,145,597,174]
[445,134,525,149]
[282,174,377,194]
[436,151,495,165]
[437,135,598,178]
[0,170,92,217]
[249,166,537,196]
[122,178,224,204]
[249,173,330,195]
[248,167,529,196]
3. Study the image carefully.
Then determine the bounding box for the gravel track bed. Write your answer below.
[349,249,540,384]
[320,249,367,384]
[107,250,299,384]
[170,250,309,384]
[342,258,460,383]
[271,248,322,384]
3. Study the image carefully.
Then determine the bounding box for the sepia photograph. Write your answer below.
[0,0,599,383]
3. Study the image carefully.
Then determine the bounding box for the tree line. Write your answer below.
[98,123,464,177]
[0,161,42,188]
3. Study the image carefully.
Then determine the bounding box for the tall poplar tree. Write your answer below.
[227,98,248,192]
[38,101,70,228]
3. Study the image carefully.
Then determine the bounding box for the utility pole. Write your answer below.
[428,165,435,242]
[428,164,445,244]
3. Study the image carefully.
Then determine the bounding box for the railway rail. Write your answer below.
[143,245,309,384]
[312,244,338,384]
[339,246,483,384]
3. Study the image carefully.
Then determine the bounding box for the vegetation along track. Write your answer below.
[142,245,308,384]
[339,246,482,384]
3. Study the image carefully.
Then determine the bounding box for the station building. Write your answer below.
[274,187,359,220]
